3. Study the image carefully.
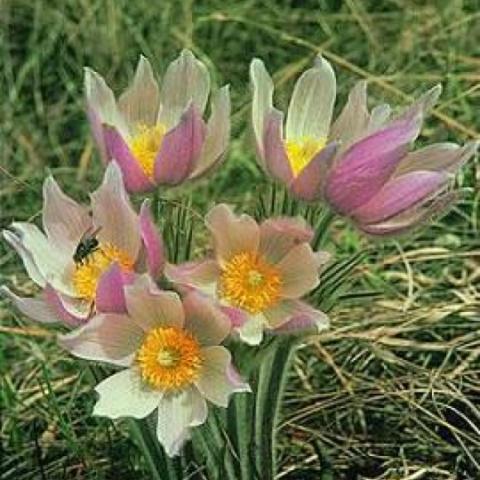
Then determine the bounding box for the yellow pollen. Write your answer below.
[219,251,282,314]
[137,326,203,391]
[72,243,134,301]
[128,124,166,178]
[285,136,327,177]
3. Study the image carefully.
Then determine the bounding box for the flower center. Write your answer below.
[219,251,282,314]
[72,243,134,301]
[137,326,203,391]
[285,136,326,177]
[128,124,166,178]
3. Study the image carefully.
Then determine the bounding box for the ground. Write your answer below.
[0,0,479,479]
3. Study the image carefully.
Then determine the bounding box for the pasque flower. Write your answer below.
[165,204,330,345]
[60,278,249,457]
[251,56,478,236]
[1,163,164,326]
[86,50,230,193]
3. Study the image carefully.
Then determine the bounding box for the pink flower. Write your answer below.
[60,278,249,457]
[1,163,164,326]
[86,50,230,193]
[250,57,478,236]
[165,204,330,345]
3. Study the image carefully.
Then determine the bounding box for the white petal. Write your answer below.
[156,387,208,457]
[93,368,159,419]
[235,314,265,345]
[285,56,336,141]
[91,162,141,261]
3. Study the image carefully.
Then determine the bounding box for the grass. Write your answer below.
[1,0,479,478]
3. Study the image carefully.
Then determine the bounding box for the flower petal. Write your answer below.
[93,369,159,419]
[220,305,249,329]
[42,176,92,252]
[205,204,260,265]
[164,260,220,293]
[91,162,141,260]
[259,217,314,264]
[95,263,129,314]
[159,49,210,129]
[396,84,442,123]
[250,58,274,161]
[154,103,206,185]
[325,116,422,214]
[125,282,184,332]
[351,171,448,225]
[103,127,154,193]
[263,108,294,183]
[195,346,246,407]
[139,200,165,279]
[182,292,230,346]
[285,55,336,141]
[60,312,143,366]
[44,285,90,327]
[156,387,208,457]
[118,55,160,128]
[367,104,391,134]
[289,141,338,201]
[277,243,320,298]
[189,85,231,180]
[235,314,265,345]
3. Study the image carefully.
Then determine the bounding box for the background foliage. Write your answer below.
[1,0,479,478]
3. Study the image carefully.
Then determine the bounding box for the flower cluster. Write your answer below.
[2,50,476,456]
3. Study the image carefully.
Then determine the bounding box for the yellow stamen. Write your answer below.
[285,136,326,177]
[128,124,166,178]
[219,251,282,314]
[72,243,134,301]
[137,326,203,391]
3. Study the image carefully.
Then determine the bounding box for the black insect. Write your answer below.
[73,227,101,264]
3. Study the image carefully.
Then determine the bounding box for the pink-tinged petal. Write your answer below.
[250,58,274,162]
[359,191,457,237]
[95,263,130,314]
[189,85,231,180]
[59,313,143,366]
[395,84,442,124]
[195,346,245,407]
[125,281,184,332]
[290,142,338,201]
[3,230,45,287]
[182,292,230,346]
[139,200,165,278]
[157,386,207,457]
[87,106,108,163]
[277,243,320,298]
[395,141,479,177]
[93,369,160,419]
[352,171,448,225]
[8,223,74,295]
[154,104,206,185]
[325,116,422,214]
[42,176,92,251]
[84,67,129,137]
[264,299,329,332]
[91,162,141,260]
[263,109,293,183]
[220,305,248,329]
[103,127,154,193]
[259,217,314,264]
[205,204,260,265]
[330,80,369,146]
[159,49,211,129]
[165,260,220,292]
[367,104,391,134]
[44,285,89,327]
[118,55,160,128]
[1,286,58,324]
[285,55,336,141]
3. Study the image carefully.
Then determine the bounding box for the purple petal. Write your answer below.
[325,116,422,214]
[289,142,338,201]
[103,126,154,193]
[154,103,206,185]
[95,263,130,314]
[220,305,248,328]
[44,285,89,327]
[139,200,165,279]
[263,109,293,184]
[352,171,448,225]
